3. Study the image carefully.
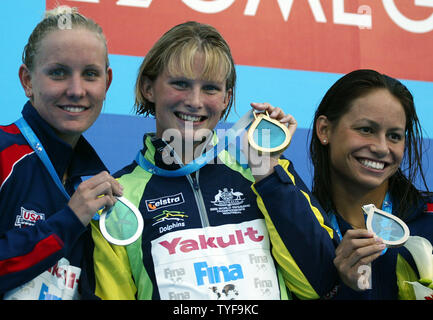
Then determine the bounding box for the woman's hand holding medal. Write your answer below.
[68,171,123,226]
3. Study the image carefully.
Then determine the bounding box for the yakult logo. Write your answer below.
[47,258,81,291]
[158,226,264,255]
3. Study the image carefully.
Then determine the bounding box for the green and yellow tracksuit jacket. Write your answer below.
[91,134,338,300]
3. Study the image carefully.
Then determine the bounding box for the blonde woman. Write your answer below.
[93,21,336,300]
[0,7,122,300]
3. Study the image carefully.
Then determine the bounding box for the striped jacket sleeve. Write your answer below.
[251,158,339,299]
[0,207,86,293]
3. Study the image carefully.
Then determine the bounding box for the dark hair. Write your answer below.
[310,69,429,219]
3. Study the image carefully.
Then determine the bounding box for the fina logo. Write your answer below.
[146,193,185,212]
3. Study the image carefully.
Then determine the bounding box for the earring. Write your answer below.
[322,139,327,144]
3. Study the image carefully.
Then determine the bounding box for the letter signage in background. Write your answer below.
[55,0,433,81]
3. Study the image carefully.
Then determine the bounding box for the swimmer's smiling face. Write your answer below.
[325,88,406,193]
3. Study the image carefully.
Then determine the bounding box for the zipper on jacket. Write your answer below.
[187,172,210,228]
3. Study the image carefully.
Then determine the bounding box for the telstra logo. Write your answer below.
[146,193,185,212]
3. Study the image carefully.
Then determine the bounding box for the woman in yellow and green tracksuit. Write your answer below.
[91,21,339,300]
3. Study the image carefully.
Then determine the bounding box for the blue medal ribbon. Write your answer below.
[15,118,70,199]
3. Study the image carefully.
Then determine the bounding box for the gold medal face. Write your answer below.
[362,204,410,247]
[247,111,292,153]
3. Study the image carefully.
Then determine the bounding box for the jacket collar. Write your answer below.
[141,133,182,171]
[141,132,218,171]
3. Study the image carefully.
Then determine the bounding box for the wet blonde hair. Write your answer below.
[22,6,109,71]
[135,21,236,120]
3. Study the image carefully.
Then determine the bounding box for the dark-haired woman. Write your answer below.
[256,69,433,299]
[311,69,433,299]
